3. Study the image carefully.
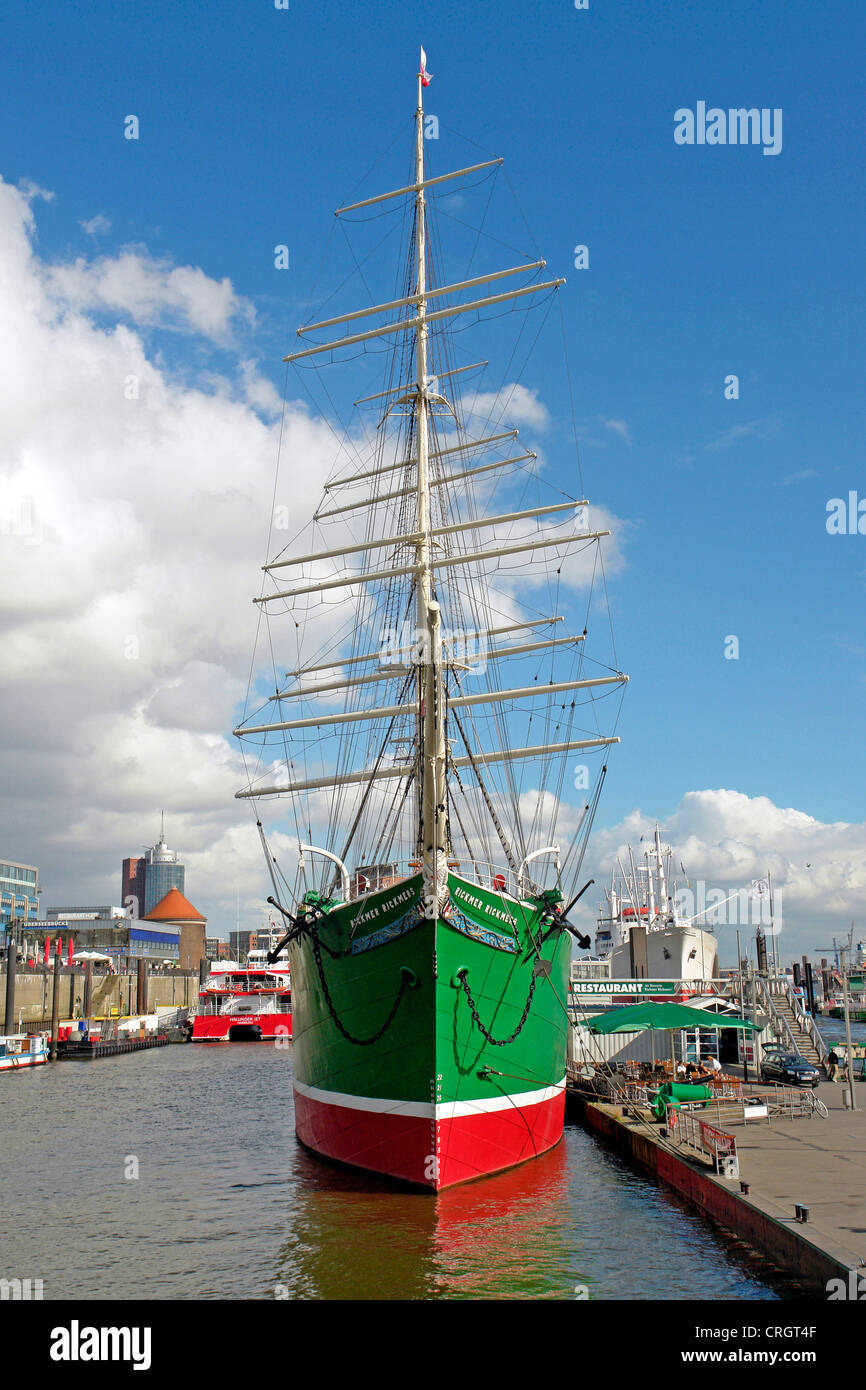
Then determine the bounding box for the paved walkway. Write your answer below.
[733,1082,866,1266]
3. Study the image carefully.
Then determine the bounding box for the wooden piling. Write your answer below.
[3,924,16,1030]
[136,958,147,1014]
[49,950,62,1060]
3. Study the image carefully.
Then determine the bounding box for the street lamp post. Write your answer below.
[816,925,857,1111]
[839,940,857,1112]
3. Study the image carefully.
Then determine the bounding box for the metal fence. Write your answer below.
[704,1075,828,1121]
[666,1104,739,1175]
[566,1062,829,1125]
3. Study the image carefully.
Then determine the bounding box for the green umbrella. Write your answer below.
[586,999,759,1078]
[586,999,759,1035]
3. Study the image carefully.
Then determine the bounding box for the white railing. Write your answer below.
[340,859,539,903]
[768,976,830,1066]
[750,1083,828,1121]
[754,976,801,1054]
[705,1077,828,1121]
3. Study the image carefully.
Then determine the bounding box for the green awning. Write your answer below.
[586,1000,759,1035]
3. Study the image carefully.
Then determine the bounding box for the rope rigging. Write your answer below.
[234,92,625,918]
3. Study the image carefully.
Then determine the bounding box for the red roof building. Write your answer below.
[143,889,207,970]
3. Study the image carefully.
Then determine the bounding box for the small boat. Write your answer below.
[192,963,292,1042]
[0,1032,48,1070]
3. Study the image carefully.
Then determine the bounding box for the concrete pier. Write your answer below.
[731,1083,866,1265]
[0,967,200,1027]
[573,1081,866,1291]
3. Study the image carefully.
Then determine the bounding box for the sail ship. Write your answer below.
[234,52,627,1190]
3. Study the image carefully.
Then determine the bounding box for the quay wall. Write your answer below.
[578,1098,860,1292]
[0,969,200,1027]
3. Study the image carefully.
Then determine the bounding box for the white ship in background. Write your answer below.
[595,827,719,981]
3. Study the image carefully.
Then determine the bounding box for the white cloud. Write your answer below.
[498,501,628,595]
[18,179,55,205]
[599,416,632,446]
[0,174,340,931]
[79,214,111,237]
[578,789,866,959]
[704,414,781,453]
[44,247,254,343]
[0,174,633,938]
[462,382,550,433]
[782,468,818,486]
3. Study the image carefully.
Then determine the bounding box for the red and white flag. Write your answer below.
[420,47,432,86]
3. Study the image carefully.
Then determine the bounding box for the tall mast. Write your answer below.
[238,60,627,890]
[654,825,667,922]
[414,59,448,916]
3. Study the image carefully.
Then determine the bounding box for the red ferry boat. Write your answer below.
[192,960,292,1042]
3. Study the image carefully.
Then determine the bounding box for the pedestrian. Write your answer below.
[837,1048,849,1085]
[828,1048,839,1082]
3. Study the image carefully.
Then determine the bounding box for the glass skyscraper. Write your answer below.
[0,859,39,925]
[144,829,185,914]
[121,818,186,918]
[131,817,186,917]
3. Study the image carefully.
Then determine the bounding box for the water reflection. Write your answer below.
[0,1044,794,1300]
[278,1140,574,1300]
[277,1111,786,1300]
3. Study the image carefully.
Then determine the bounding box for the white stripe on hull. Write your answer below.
[293,1076,565,1120]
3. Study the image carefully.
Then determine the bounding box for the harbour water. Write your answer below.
[816,1017,866,1047]
[0,1045,804,1300]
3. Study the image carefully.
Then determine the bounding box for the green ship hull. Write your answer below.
[290,870,571,1190]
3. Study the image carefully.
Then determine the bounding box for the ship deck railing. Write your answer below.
[344,859,546,903]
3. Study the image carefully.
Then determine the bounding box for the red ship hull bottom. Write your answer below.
[293,1081,565,1190]
[192,1013,292,1042]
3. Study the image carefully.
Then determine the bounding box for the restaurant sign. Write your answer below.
[571,980,678,996]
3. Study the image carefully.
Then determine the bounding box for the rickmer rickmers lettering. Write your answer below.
[233,49,627,1189]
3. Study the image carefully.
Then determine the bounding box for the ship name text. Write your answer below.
[354,884,417,927]
[452,884,517,927]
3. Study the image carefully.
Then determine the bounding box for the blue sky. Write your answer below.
[1,0,863,956]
